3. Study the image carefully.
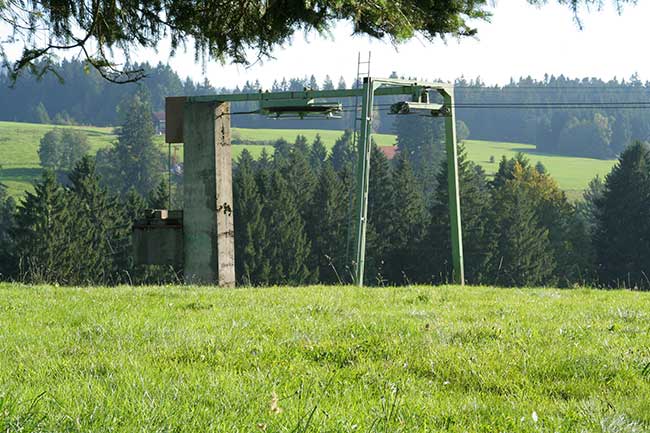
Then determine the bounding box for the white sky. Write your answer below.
[3,0,650,88]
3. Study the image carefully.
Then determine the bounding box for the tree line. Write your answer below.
[1,88,649,288]
[3,60,650,159]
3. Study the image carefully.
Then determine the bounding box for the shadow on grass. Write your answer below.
[510,147,613,161]
[0,167,42,182]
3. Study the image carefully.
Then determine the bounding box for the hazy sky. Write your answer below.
[4,0,650,88]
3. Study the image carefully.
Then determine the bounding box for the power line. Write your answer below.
[228,100,650,116]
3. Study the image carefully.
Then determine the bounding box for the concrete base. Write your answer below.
[182,101,235,286]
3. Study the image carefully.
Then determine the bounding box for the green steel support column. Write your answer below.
[442,89,465,285]
[353,78,375,286]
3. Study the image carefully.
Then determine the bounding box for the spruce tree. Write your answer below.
[330,130,355,172]
[490,164,556,287]
[96,89,164,196]
[595,142,650,288]
[233,150,271,285]
[12,171,76,283]
[492,153,583,285]
[364,146,394,284]
[577,175,605,236]
[264,169,313,285]
[0,177,16,279]
[322,75,335,90]
[394,114,445,200]
[383,154,429,284]
[294,135,309,156]
[426,144,495,284]
[284,147,318,221]
[272,138,291,163]
[119,187,152,284]
[67,156,126,284]
[306,161,347,284]
[309,134,328,171]
[148,179,169,209]
[34,102,51,124]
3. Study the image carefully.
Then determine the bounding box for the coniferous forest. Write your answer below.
[1,85,650,289]
[3,60,650,159]
[2,61,650,288]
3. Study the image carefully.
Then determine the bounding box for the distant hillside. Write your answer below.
[0,121,615,199]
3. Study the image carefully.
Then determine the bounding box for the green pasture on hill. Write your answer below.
[463,140,617,198]
[0,284,649,432]
[0,121,617,199]
[0,121,115,197]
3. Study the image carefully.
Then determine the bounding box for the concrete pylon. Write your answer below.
[182,101,235,286]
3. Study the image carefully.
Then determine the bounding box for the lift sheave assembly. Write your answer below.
[134,78,465,287]
[259,97,343,119]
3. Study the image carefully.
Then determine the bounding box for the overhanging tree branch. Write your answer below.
[0,0,635,83]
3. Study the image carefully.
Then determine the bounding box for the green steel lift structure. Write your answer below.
[159,77,465,286]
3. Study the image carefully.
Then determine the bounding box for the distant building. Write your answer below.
[378,145,398,160]
[153,111,166,135]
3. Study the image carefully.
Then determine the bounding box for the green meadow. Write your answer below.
[0,121,616,199]
[1,284,649,432]
[463,139,617,197]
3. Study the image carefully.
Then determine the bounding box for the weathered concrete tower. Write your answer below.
[182,101,235,286]
[133,98,235,287]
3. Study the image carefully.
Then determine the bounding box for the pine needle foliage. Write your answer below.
[595,141,650,289]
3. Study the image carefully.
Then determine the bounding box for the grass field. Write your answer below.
[463,140,616,197]
[0,284,649,432]
[0,121,617,199]
[0,122,115,197]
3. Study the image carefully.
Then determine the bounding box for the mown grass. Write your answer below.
[1,121,617,199]
[0,284,649,432]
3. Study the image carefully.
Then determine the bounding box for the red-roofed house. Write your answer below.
[378,145,398,160]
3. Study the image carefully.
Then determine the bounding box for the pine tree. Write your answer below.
[492,153,583,285]
[119,187,149,283]
[233,150,271,285]
[12,171,76,283]
[0,177,16,279]
[34,102,51,124]
[255,148,273,197]
[364,146,394,284]
[595,141,650,288]
[322,75,335,90]
[491,185,554,287]
[308,75,319,91]
[294,135,309,156]
[67,156,126,284]
[383,154,429,284]
[394,112,445,200]
[306,161,347,283]
[97,89,164,196]
[577,175,605,236]
[284,147,317,221]
[309,134,327,171]
[148,179,169,208]
[330,129,355,172]
[490,164,556,287]
[272,138,291,163]
[426,144,495,284]
[264,169,312,285]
